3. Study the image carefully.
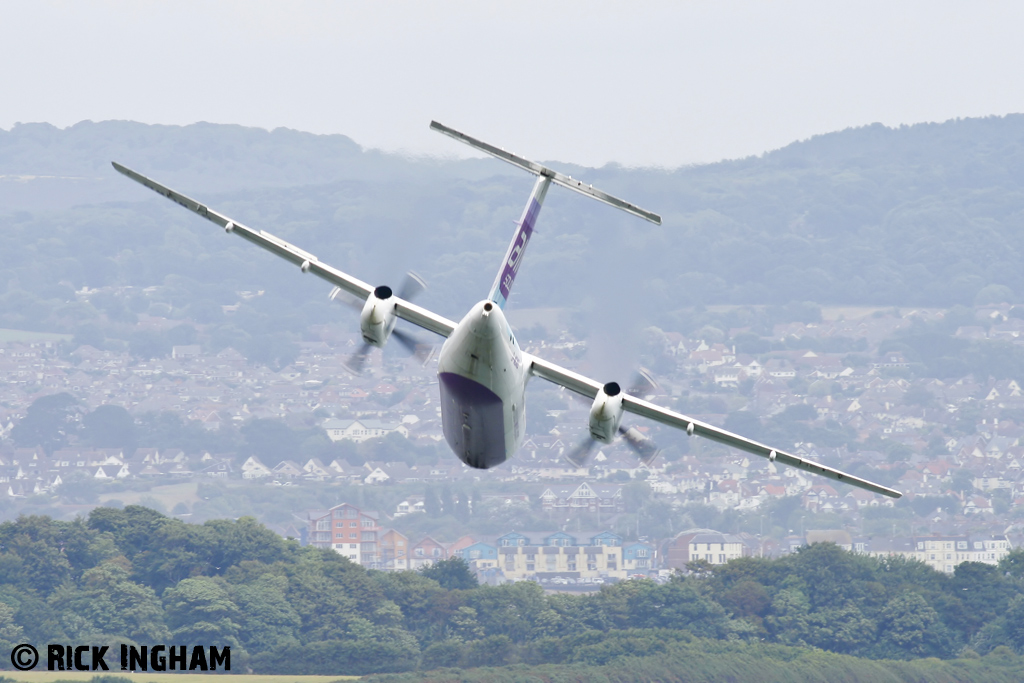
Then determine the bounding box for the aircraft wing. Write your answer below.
[111,162,457,339]
[528,355,902,499]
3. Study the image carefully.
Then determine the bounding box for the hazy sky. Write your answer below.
[3,1,1024,168]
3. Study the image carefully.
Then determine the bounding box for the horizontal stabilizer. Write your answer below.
[430,121,661,225]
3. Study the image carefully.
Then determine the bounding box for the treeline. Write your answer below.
[2,509,1024,675]
[364,639,1024,683]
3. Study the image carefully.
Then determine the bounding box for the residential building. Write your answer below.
[858,534,1012,574]
[661,529,745,569]
[410,536,447,569]
[306,503,382,568]
[485,530,627,581]
[323,418,406,442]
[379,528,410,571]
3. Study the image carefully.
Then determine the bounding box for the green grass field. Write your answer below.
[0,329,72,343]
[0,674,358,683]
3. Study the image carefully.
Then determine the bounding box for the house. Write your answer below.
[804,529,852,551]
[379,528,410,571]
[661,529,745,569]
[539,482,624,513]
[241,456,272,479]
[394,496,425,516]
[363,461,413,485]
[272,460,303,479]
[623,542,655,574]
[457,542,500,571]
[410,536,447,569]
[323,418,407,442]
[302,458,331,480]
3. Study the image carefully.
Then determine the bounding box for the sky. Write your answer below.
[3,1,1024,168]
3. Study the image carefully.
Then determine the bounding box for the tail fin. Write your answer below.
[489,175,549,309]
[431,121,661,308]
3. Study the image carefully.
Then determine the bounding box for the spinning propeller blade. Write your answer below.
[344,341,374,375]
[562,366,663,467]
[619,425,661,465]
[565,439,599,468]
[337,271,435,374]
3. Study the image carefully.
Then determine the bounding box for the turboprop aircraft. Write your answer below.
[113,121,902,499]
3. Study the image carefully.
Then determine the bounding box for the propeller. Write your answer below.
[331,271,434,374]
[563,368,662,468]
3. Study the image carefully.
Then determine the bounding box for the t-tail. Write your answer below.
[430,121,661,309]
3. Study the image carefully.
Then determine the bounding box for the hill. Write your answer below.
[2,115,1024,338]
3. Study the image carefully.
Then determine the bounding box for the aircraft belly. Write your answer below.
[439,372,507,469]
[436,301,527,468]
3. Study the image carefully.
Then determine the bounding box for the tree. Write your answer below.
[419,557,478,591]
[129,330,171,359]
[240,419,302,467]
[440,486,456,516]
[162,577,243,647]
[424,485,442,517]
[10,393,79,454]
[231,574,302,652]
[874,592,952,659]
[49,562,168,643]
[0,515,75,594]
[81,404,137,451]
[373,571,444,638]
[951,468,975,495]
[243,332,299,370]
[948,562,1016,641]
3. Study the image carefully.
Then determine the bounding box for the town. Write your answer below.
[0,285,1022,584]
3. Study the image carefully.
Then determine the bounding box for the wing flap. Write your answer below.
[528,355,902,499]
[529,355,601,399]
[112,162,457,338]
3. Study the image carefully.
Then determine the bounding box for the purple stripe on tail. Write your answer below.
[488,175,551,308]
[497,199,539,300]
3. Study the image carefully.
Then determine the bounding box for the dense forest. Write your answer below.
[2,115,1024,347]
[0,508,1023,678]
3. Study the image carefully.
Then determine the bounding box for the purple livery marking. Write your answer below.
[497,198,540,299]
[488,175,551,309]
[438,372,507,469]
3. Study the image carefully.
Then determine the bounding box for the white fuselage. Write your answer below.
[436,300,530,469]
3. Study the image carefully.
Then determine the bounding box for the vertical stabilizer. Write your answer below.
[489,176,550,309]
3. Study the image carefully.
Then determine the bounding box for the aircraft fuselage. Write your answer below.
[437,300,529,469]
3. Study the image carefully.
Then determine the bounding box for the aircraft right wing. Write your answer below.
[529,355,902,499]
[111,162,457,339]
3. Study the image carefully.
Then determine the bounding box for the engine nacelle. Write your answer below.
[589,382,625,443]
[360,285,398,348]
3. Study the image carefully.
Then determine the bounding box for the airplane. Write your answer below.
[113,120,902,499]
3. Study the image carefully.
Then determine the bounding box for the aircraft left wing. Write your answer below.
[111,162,457,339]
[529,355,902,499]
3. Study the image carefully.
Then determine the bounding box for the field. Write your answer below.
[0,329,72,343]
[97,481,205,510]
[0,673,358,683]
